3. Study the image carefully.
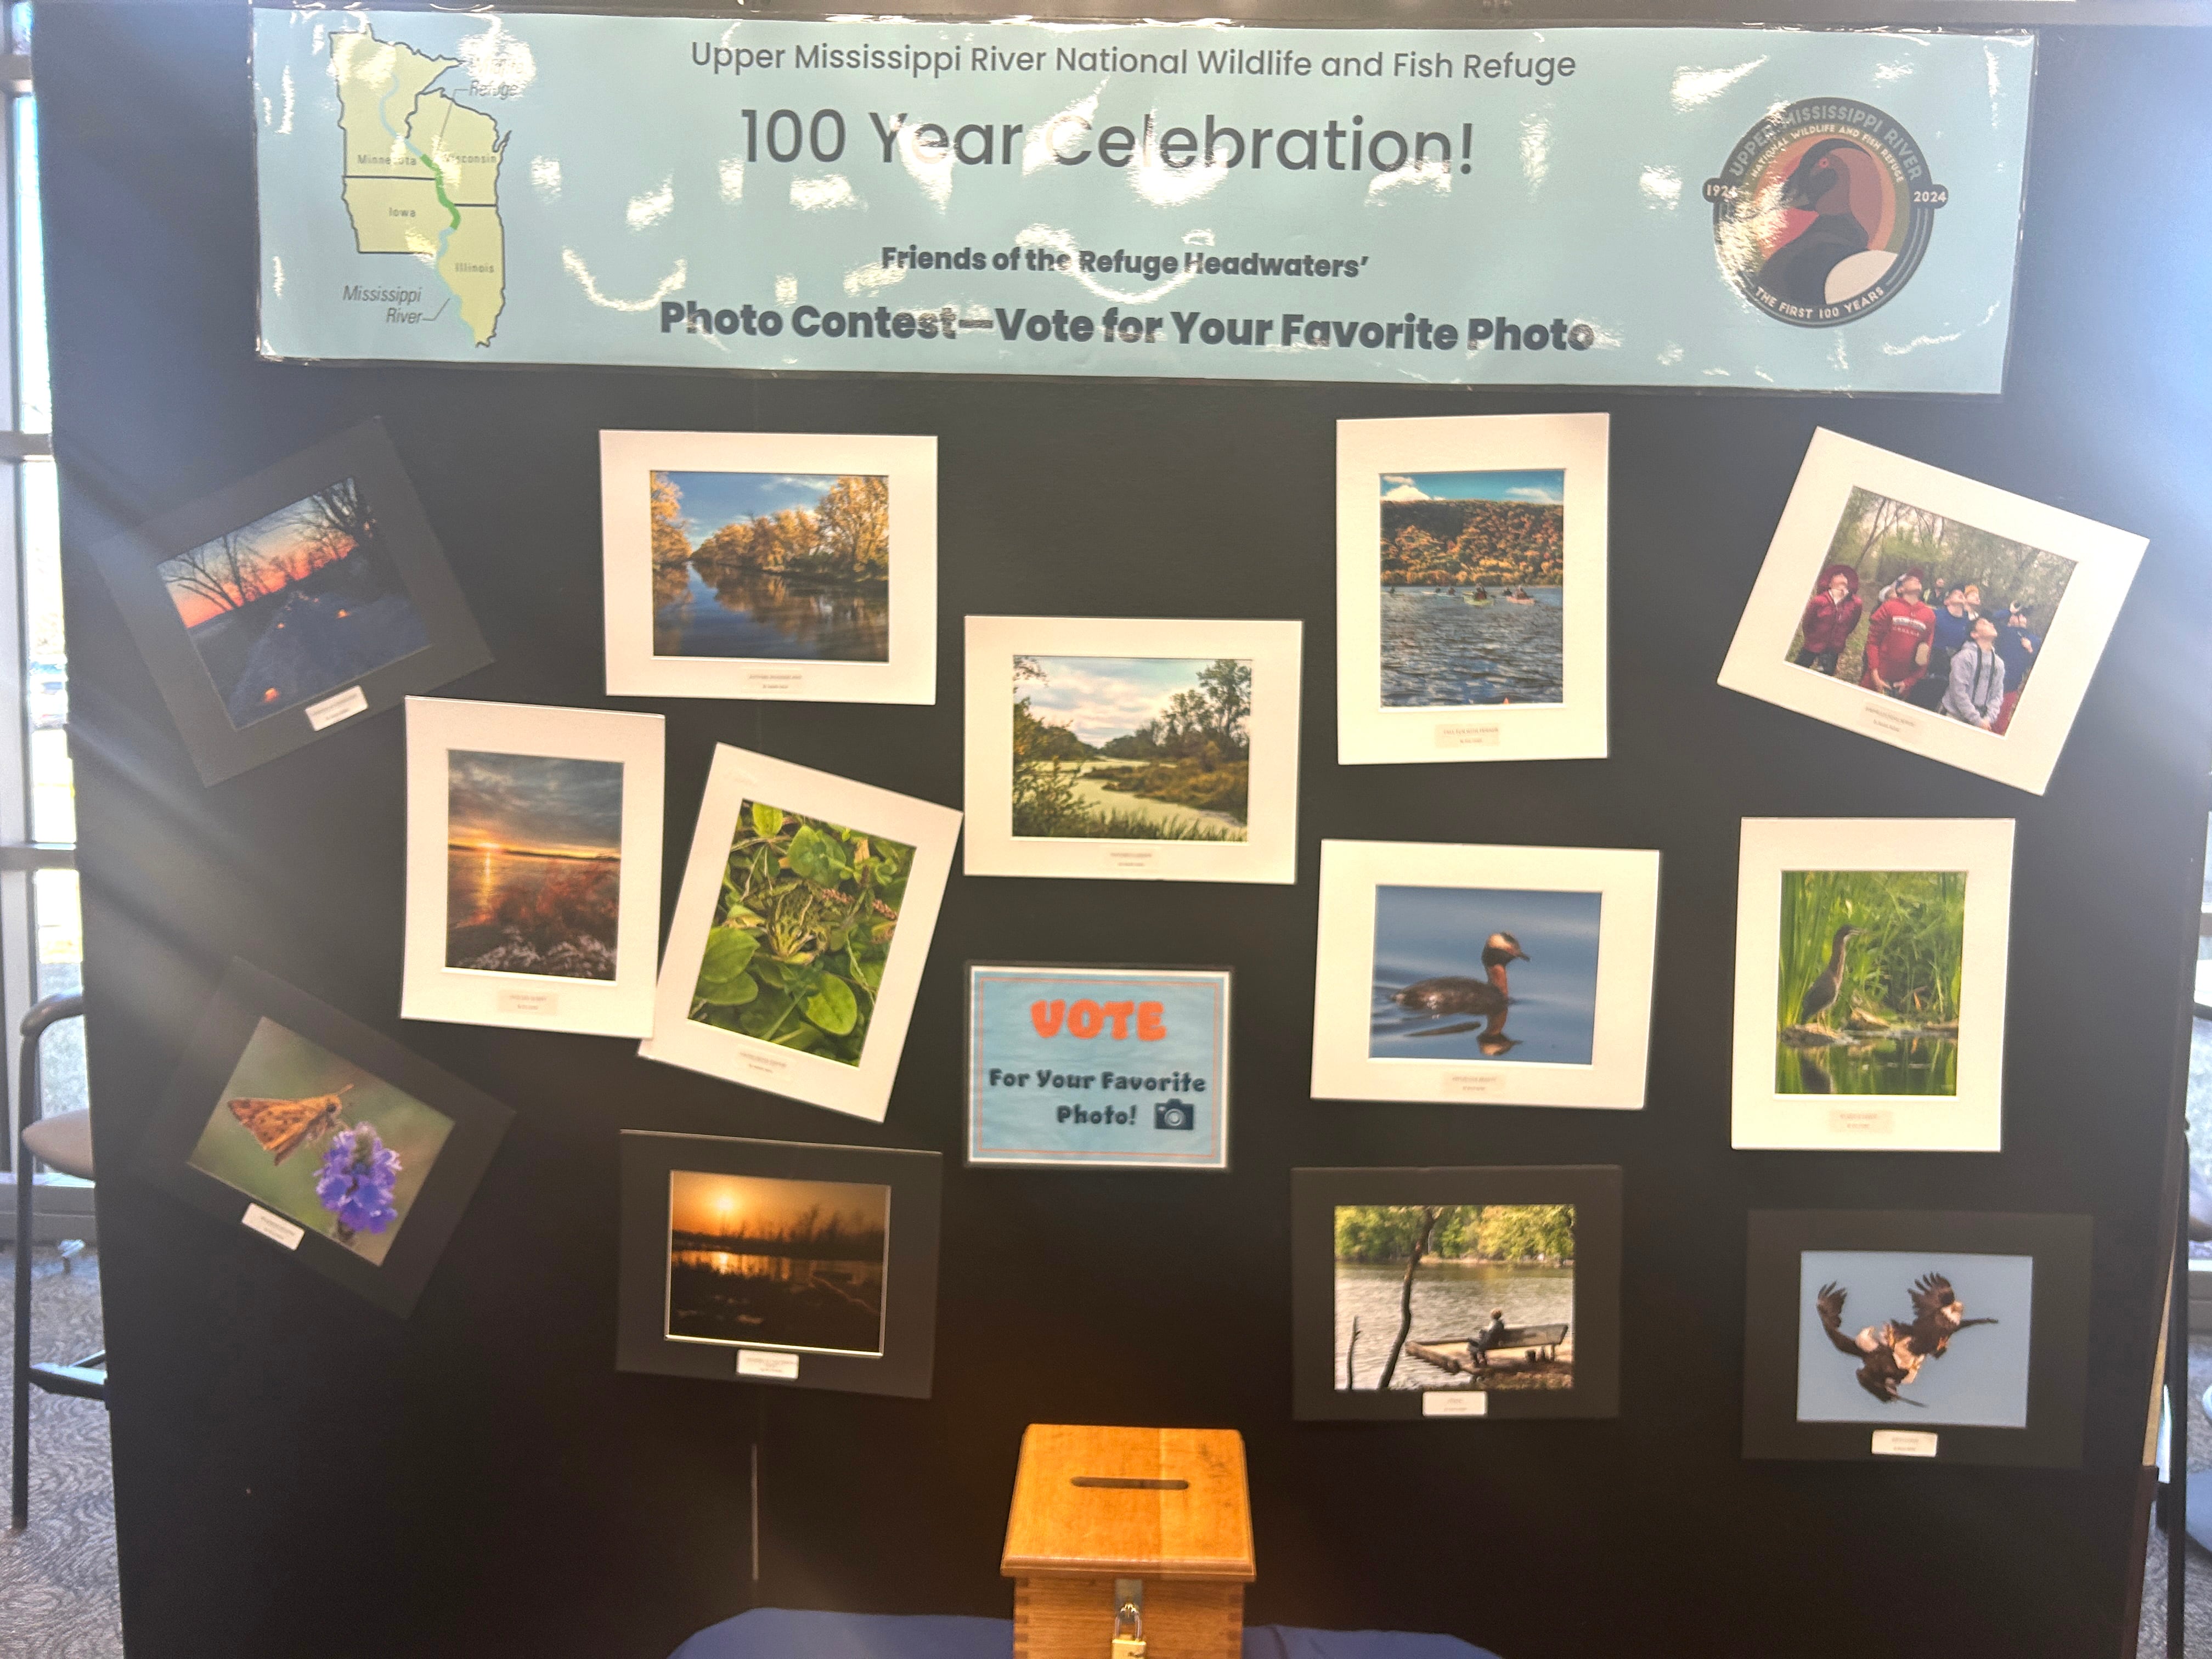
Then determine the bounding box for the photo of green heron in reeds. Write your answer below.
[1776,869,1966,1097]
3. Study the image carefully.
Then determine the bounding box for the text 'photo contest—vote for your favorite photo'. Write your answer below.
[1311,841,1661,1110]
[963,616,1301,884]
[642,745,961,1123]
[1336,413,1608,765]
[87,419,491,786]
[1732,817,2014,1153]
[134,961,512,1317]
[1292,1166,1621,1422]
[1742,1210,2091,1468]
[617,1131,942,1398]
[1718,428,2147,795]
[601,430,936,704]
[400,697,665,1038]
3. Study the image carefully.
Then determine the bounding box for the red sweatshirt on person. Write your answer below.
[1797,563,1863,654]
[1859,595,1935,691]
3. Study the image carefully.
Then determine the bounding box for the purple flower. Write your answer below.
[314,1124,402,1238]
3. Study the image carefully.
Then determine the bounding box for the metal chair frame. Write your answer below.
[9,990,98,1531]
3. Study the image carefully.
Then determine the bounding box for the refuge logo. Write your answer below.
[1703,98,1948,328]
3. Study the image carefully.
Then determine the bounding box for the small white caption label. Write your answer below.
[737,1349,800,1380]
[1435,723,1503,748]
[1107,848,1157,868]
[304,684,370,730]
[1860,701,1917,738]
[241,1204,304,1250]
[1871,1429,1938,1458]
[1423,1392,1488,1417]
[496,988,561,1018]
[1827,1108,1896,1136]
[740,1050,791,1076]
[744,671,805,692]
[1442,1073,1503,1098]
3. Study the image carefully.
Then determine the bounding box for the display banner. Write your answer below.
[966,965,1231,1169]
[252,11,2033,392]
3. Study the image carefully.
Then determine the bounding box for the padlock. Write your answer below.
[1110,1595,1147,1658]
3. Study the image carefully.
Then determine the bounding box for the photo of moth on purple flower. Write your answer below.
[184,1015,456,1265]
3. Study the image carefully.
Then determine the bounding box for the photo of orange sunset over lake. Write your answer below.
[445,749,623,981]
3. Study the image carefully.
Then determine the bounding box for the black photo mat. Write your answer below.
[616,1131,943,1399]
[1742,1210,2092,1468]
[1292,1165,1621,1421]
[133,959,515,1318]
[84,417,491,785]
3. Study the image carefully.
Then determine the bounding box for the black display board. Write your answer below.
[43,8,2212,1657]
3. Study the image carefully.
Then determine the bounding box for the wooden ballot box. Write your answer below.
[1001,1424,1255,1659]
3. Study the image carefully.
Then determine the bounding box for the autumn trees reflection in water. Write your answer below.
[651,470,890,661]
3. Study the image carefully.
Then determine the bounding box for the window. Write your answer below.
[2,1,84,1167]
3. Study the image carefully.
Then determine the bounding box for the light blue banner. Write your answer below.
[253,12,2033,391]
[967,966,1229,1169]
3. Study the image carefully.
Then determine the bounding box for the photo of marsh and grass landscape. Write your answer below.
[650,471,889,662]
[187,1016,455,1266]
[1334,1204,1576,1393]
[445,749,624,981]
[1011,655,1251,842]
[687,801,914,1067]
[1776,869,1967,1096]
[158,476,428,729]
[665,1170,890,1355]
[1380,470,1564,708]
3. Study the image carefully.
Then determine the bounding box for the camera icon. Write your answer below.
[1154,1098,1195,1132]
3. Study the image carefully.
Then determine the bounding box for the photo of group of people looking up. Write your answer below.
[1785,487,2070,737]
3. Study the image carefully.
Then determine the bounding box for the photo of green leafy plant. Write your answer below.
[1776,869,1966,1097]
[687,800,915,1066]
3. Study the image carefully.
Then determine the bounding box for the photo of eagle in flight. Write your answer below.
[1814,1273,2000,1406]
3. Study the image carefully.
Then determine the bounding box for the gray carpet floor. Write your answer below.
[0,1241,123,1659]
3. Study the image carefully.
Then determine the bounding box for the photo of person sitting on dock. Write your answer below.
[1334,1203,1575,1393]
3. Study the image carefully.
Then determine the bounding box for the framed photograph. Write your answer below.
[616,1131,941,1398]
[1335,413,1608,766]
[400,697,664,1038]
[966,963,1232,1170]
[1717,428,2148,795]
[134,960,513,1317]
[83,418,492,786]
[962,616,1301,884]
[1293,1166,1621,1421]
[1311,841,1660,1111]
[601,430,936,704]
[1733,818,2013,1152]
[1743,1210,2091,1467]
[640,744,961,1122]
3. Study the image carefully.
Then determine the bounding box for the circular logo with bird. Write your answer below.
[1703,99,1948,328]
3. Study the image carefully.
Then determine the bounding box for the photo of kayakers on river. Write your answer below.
[1010,655,1250,842]
[1380,470,1564,708]
[1370,884,1600,1065]
[650,470,889,662]
[1776,868,1966,1097]
[1334,1203,1576,1393]
[1785,486,2074,736]
[157,476,429,729]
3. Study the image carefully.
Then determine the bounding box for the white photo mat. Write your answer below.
[1336,412,1609,765]
[962,616,1301,885]
[402,696,664,1037]
[1717,429,2147,795]
[601,430,937,704]
[1311,840,1661,1110]
[1732,817,2015,1153]
[641,744,961,1122]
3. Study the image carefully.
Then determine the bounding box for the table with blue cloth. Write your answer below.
[671,1609,1502,1659]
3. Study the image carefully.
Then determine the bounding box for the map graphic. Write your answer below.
[330,21,506,347]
